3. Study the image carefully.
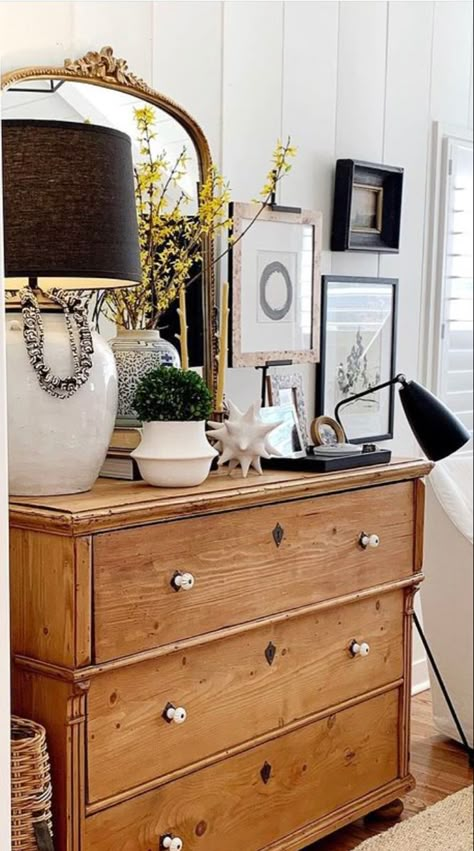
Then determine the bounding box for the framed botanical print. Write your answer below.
[266,371,310,446]
[316,276,398,443]
[229,203,322,367]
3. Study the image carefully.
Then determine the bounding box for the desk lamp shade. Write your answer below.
[399,380,471,462]
[2,119,141,291]
[335,374,471,465]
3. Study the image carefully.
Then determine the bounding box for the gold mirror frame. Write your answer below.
[1,46,218,398]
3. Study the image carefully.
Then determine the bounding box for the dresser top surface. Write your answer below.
[9,458,432,536]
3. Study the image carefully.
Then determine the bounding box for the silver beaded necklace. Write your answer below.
[19,287,95,399]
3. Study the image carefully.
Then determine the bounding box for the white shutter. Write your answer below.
[438,138,473,439]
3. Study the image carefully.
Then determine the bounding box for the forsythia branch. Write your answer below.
[96,107,297,332]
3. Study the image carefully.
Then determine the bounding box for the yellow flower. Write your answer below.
[259,137,297,200]
[98,106,297,331]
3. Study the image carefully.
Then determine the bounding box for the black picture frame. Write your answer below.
[316,275,399,444]
[331,160,404,252]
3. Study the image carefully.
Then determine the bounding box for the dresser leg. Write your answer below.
[365,799,404,821]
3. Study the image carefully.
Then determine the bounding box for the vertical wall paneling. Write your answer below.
[282,0,338,237]
[430,0,473,127]
[0,1,73,70]
[335,0,388,160]
[222,0,284,201]
[72,2,153,82]
[380,0,434,457]
[222,0,284,407]
[152,2,224,163]
[281,1,339,417]
[331,0,388,280]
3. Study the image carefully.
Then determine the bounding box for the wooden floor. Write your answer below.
[306,690,473,850]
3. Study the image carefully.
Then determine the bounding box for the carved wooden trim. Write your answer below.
[1,47,217,398]
[414,478,427,572]
[400,584,420,777]
[74,537,92,667]
[67,682,90,851]
[404,581,422,616]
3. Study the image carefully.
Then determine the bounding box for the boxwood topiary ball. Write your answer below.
[133,366,213,422]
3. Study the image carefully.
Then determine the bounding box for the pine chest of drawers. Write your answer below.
[9,460,431,851]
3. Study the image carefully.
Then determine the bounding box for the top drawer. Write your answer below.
[93,481,415,662]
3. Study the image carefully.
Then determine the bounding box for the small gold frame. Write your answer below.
[310,415,345,446]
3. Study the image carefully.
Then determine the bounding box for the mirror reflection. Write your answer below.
[2,79,205,372]
[3,80,199,208]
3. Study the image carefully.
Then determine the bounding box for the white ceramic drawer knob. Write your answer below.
[359,532,380,549]
[164,704,187,725]
[161,836,183,851]
[350,640,370,657]
[171,571,195,591]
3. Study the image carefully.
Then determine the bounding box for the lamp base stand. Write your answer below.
[6,313,118,496]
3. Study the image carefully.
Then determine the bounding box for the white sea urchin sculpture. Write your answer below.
[207,400,282,478]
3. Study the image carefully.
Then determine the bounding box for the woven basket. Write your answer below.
[11,716,54,851]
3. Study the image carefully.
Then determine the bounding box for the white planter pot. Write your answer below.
[132,420,218,488]
[6,313,118,496]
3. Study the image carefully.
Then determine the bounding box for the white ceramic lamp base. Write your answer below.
[6,313,118,496]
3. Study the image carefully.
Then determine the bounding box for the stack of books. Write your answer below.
[100,428,143,481]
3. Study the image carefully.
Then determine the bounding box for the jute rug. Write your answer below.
[357,786,473,851]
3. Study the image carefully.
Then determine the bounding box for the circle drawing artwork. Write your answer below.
[259,260,293,321]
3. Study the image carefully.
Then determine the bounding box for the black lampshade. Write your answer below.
[2,119,141,291]
[399,380,471,461]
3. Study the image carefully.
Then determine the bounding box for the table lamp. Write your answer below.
[2,119,141,496]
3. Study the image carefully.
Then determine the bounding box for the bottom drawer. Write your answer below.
[85,689,400,851]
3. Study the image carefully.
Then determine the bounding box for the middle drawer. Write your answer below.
[87,589,404,804]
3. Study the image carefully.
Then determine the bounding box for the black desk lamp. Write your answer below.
[335,373,471,461]
[336,372,473,763]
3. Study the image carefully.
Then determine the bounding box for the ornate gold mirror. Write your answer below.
[1,47,218,408]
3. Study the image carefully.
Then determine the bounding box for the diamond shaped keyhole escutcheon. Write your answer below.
[273,523,284,548]
[265,641,277,666]
[260,761,272,785]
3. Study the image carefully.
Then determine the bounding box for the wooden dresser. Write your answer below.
[10,459,431,851]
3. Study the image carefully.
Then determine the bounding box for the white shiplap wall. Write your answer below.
[0,4,473,799]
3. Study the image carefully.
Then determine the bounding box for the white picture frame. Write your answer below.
[266,371,310,447]
[229,203,322,367]
[259,404,307,459]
